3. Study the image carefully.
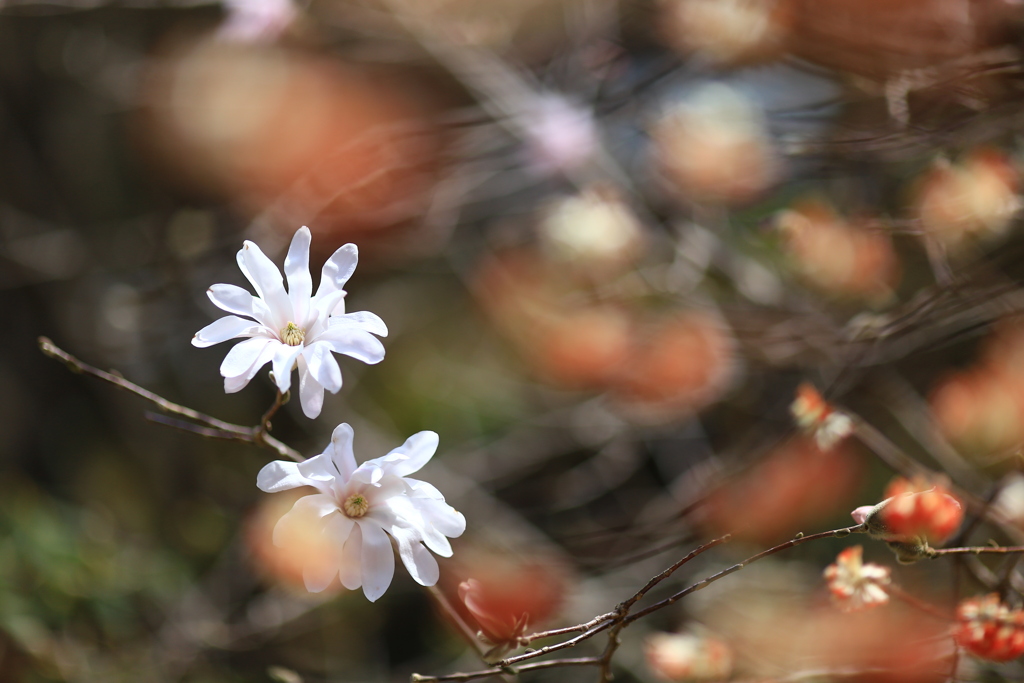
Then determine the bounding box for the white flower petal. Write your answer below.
[312,289,347,323]
[224,339,278,393]
[405,479,445,500]
[220,337,275,378]
[238,241,292,328]
[297,355,325,419]
[324,423,357,481]
[385,431,439,477]
[285,226,313,325]
[416,499,467,539]
[316,243,358,300]
[271,343,304,394]
[271,494,337,546]
[192,315,262,348]
[391,526,440,587]
[207,284,257,319]
[258,459,334,494]
[339,522,363,590]
[303,562,338,594]
[330,311,389,337]
[358,521,395,602]
[317,327,386,365]
[303,341,343,393]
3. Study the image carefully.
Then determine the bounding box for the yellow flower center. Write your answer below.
[281,322,305,346]
[343,494,370,518]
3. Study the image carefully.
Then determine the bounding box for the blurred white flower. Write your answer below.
[257,424,466,600]
[219,0,297,43]
[192,226,387,418]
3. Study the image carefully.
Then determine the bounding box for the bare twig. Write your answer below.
[624,524,865,624]
[38,336,302,461]
[411,657,600,682]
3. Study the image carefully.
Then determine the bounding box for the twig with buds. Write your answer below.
[38,336,302,462]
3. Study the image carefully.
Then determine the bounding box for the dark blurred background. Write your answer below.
[7,1,1024,682]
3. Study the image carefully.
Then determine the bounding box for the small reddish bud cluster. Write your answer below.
[823,545,890,612]
[879,477,963,545]
[956,594,1024,662]
[790,383,853,450]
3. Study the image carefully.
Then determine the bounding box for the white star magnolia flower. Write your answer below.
[257,424,466,601]
[192,227,387,419]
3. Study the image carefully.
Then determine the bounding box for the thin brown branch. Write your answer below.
[411,657,599,683]
[624,524,866,624]
[931,545,1024,556]
[498,621,614,667]
[519,611,618,645]
[619,534,733,612]
[38,336,303,461]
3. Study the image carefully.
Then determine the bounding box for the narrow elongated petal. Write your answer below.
[311,289,347,323]
[271,343,304,394]
[238,241,292,327]
[192,315,262,348]
[358,521,395,602]
[316,243,358,300]
[325,423,357,481]
[317,327,386,365]
[221,337,275,377]
[330,311,389,337]
[303,341,343,393]
[385,431,439,477]
[297,356,325,419]
[339,522,363,590]
[207,284,257,318]
[285,227,313,325]
[383,497,453,558]
[390,526,440,587]
[257,456,334,494]
[224,339,277,393]
[415,498,467,539]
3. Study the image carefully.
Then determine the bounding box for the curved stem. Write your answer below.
[39,336,303,462]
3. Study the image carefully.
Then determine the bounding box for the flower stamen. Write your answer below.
[343,494,370,518]
[281,321,305,346]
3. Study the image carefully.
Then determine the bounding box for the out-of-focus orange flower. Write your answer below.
[786,0,999,79]
[956,594,1024,662]
[660,0,792,66]
[448,554,566,647]
[790,383,853,450]
[823,545,891,612]
[776,200,900,303]
[700,436,863,544]
[136,39,438,240]
[653,84,778,205]
[931,319,1024,457]
[644,632,733,682]
[611,312,735,422]
[246,490,339,593]
[930,369,1023,456]
[473,249,632,391]
[914,148,1020,249]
